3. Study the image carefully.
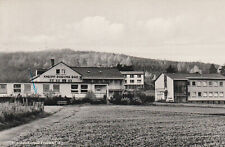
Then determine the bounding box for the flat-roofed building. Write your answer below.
[120,71,144,90]
[155,73,225,103]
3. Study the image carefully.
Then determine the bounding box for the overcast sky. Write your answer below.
[1,0,225,64]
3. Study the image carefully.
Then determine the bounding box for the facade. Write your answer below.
[155,73,225,103]
[0,61,124,99]
[120,71,144,90]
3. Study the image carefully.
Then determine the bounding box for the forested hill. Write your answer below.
[0,49,218,82]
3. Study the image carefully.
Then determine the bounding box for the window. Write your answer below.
[62,79,66,83]
[192,92,196,97]
[24,84,31,93]
[56,79,60,82]
[61,69,66,74]
[130,75,134,78]
[0,84,7,94]
[43,84,50,92]
[95,85,105,92]
[137,74,142,78]
[124,80,127,83]
[130,80,134,83]
[209,81,212,86]
[56,69,60,74]
[220,92,224,97]
[203,92,207,97]
[198,92,202,97]
[214,92,218,97]
[187,81,190,86]
[202,81,207,87]
[220,82,223,87]
[50,79,54,82]
[71,85,79,93]
[137,80,142,83]
[197,81,201,87]
[68,79,72,83]
[214,81,218,87]
[13,84,21,93]
[187,92,190,96]
[192,81,196,86]
[81,85,88,93]
[209,92,213,97]
[53,84,60,92]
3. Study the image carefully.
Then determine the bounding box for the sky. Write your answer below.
[1,0,225,65]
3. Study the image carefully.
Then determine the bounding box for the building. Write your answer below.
[0,60,124,99]
[155,73,225,103]
[120,71,145,90]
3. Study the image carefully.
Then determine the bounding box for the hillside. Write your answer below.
[0,49,218,82]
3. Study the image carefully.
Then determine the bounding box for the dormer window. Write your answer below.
[56,69,60,74]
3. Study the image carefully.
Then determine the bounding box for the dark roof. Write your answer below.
[71,67,124,79]
[164,73,225,80]
[36,69,46,75]
[31,62,124,81]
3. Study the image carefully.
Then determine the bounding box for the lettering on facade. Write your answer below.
[44,75,79,79]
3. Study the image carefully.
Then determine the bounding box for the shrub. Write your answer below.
[132,97,142,105]
[109,92,123,105]
[83,91,97,104]
[120,97,131,105]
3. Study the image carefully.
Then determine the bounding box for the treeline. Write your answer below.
[0,49,218,82]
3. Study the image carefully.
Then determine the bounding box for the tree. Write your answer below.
[190,65,202,74]
[166,65,177,73]
[209,64,217,73]
[219,65,225,76]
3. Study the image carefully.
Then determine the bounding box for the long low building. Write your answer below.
[0,60,125,99]
[155,73,225,104]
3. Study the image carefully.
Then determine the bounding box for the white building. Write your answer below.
[155,73,225,103]
[0,61,124,99]
[120,71,144,90]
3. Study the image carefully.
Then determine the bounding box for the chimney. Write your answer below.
[50,59,55,67]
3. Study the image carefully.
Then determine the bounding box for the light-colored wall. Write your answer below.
[0,83,108,99]
[188,80,225,101]
[33,63,82,83]
[124,74,144,85]
[155,74,165,101]
[155,73,174,102]
[167,77,174,102]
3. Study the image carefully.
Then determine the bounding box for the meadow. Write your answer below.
[10,105,225,146]
[0,102,44,131]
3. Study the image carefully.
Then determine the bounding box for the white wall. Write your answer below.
[155,74,174,102]
[33,63,82,83]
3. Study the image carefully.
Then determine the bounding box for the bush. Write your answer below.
[131,97,142,105]
[82,91,97,103]
[109,92,123,105]
[120,97,131,105]
[44,96,71,105]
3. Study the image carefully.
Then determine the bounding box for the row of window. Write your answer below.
[189,81,223,87]
[49,79,73,83]
[125,79,142,83]
[125,74,142,78]
[56,69,66,75]
[190,92,224,98]
[0,84,90,94]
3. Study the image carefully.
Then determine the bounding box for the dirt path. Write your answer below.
[0,106,67,146]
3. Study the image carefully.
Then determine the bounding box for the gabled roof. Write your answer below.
[71,67,124,79]
[33,61,124,80]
